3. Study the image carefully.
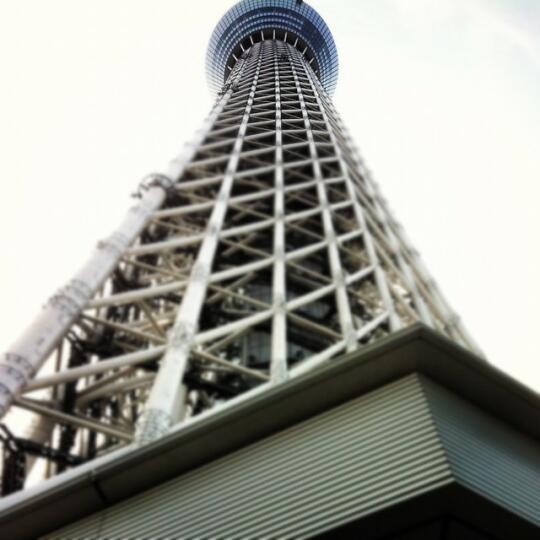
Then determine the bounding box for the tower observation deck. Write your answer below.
[2,3,538,539]
[206,0,339,95]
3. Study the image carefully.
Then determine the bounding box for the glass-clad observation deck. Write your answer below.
[206,0,339,95]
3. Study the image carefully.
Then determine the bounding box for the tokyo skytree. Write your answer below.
[1,2,538,539]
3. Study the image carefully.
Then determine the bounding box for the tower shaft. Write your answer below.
[2,5,539,540]
[0,36,479,493]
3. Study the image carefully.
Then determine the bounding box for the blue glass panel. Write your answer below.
[206,0,339,95]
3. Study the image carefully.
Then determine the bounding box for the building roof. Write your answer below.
[0,324,539,539]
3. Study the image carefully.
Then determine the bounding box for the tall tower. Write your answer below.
[1,2,539,539]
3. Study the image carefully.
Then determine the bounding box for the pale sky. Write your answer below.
[0,0,538,391]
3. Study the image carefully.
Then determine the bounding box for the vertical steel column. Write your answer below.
[302,67,401,331]
[0,74,239,422]
[287,50,357,352]
[136,46,262,443]
[271,40,288,383]
[334,103,476,348]
[313,82,483,356]
[325,106,434,327]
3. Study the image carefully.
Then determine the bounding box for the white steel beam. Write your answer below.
[136,49,261,443]
[270,43,288,383]
[0,62,239,420]
[289,55,357,352]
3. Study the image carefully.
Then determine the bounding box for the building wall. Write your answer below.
[48,372,540,539]
[48,375,453,538]
[424,378,540,526]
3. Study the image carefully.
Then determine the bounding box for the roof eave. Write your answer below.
[1,323,538,539]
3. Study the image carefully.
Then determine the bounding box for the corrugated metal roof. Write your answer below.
[424,378,540,527]
[1,325,539,539]
[49,375,453,539]
[48,373,540,538]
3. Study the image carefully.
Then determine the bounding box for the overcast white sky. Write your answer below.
[0,0,538,391]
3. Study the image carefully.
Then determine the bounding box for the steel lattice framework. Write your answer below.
[0,1,482,496]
